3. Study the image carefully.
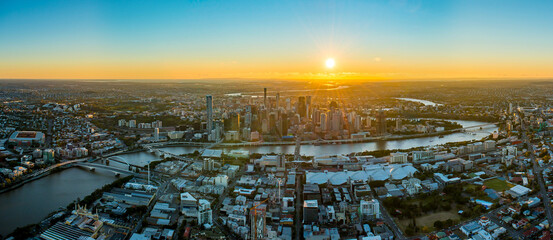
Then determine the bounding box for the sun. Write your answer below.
[325,58,335,69]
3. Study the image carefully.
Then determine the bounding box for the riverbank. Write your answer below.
[0,149,136,195]
[0,165,72,194]
[149,125,491,149]
[0,119,497,235]
[0,168,120,236]
[4,175,133,239]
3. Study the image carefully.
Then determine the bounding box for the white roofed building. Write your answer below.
[507,185,531,198]
[305,163,418,185]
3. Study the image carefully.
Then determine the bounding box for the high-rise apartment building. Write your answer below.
[206,95,213,132]
[153,128,159,141]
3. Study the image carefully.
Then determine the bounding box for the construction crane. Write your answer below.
[250,198,269,240]
[277,178,283,205]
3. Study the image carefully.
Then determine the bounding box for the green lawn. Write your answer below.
[396,210,461,234]
[484,178,514,192]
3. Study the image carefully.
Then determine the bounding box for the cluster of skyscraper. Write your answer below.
[204,89,388,142]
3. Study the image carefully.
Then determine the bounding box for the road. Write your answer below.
[295,173,303,240]
[212,171,242,240]
[75,162,144,177]
[131,181,170,234]
[521,117,553,226]
[377,198,406,240]
[20,158,88,180]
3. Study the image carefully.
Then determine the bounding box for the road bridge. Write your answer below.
[142,146,194,163]
[102,155,146,169]
[461,122,499,130]
[76,162,145,178]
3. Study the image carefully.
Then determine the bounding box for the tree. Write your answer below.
[521,203,529,212]
[421,226,430,233]
[434,220,444,229]
[404,227,415,236]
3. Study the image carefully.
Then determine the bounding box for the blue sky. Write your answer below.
[1,0,552,79]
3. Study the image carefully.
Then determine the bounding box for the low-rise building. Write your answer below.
[359,199,381,220]
[389,152,408,164]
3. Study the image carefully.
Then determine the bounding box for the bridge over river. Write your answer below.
[75,162,146,178]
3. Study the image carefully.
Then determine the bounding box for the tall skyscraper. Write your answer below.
[264,88,267,107]
[269,112,277,133]
[320,112,327,132]
[280,113,288,135]
[331,110,341,131]
[298,96,307,118]
[313,108,320,124]
[276,92,280,109]
[354,115,361,131]
[206,95,213,132]
[230,112,240,131]
[306,95,312,119]
[376,110,387,135]
[286,98,291,111]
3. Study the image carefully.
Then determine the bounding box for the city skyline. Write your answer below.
[1,77,553,239]
[1,0,553,80]
[4,1,553,239]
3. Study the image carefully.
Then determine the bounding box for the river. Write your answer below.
[111,120,497,165]
[0,168,119,236]
[396,97,443,106]
[0,117,496,235]
[213,120,496,157]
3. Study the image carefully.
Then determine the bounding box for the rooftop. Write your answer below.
[201,149,223,158]
[303,200,318,208]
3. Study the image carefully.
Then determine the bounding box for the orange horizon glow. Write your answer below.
[2,58,553,81]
